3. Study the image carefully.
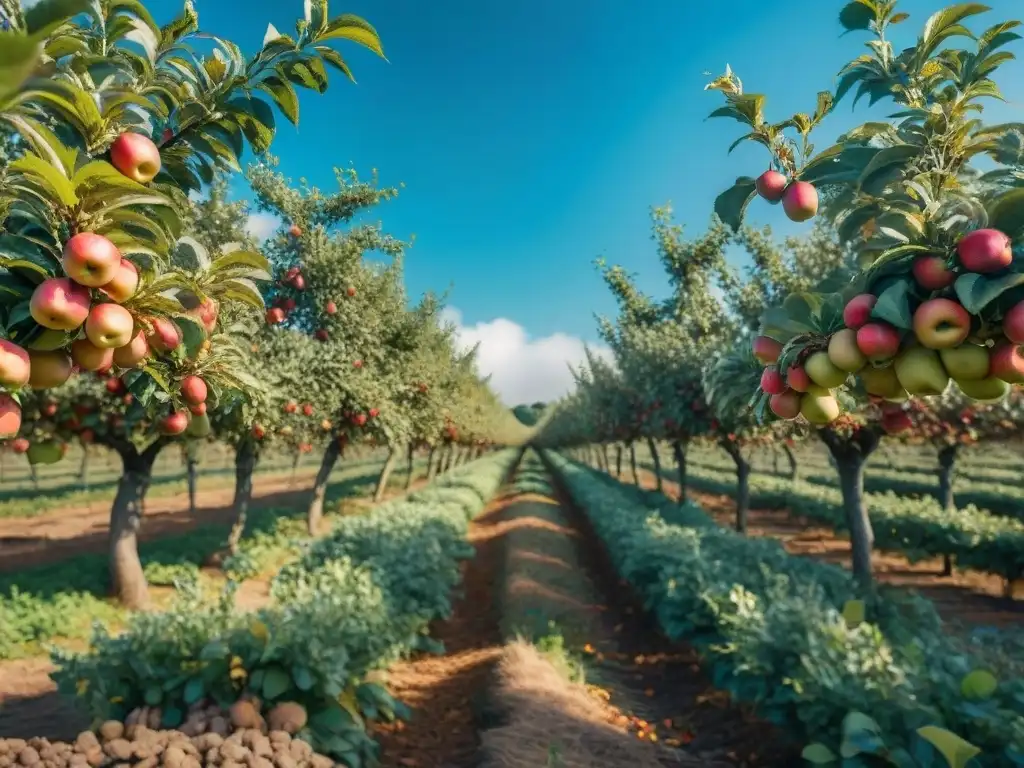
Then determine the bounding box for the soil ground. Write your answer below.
[631,466,1024,632]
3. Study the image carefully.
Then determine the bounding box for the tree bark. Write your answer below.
[615,444,623,478]
[374,445,399,502]
[308,439,342,535]
[30,463,39,491]
[290,450,301,487]
[78,447,89,491]
[426,447,438,480]
[820,427,880,585]
[629,443,640,485]
[404,443,416,490]
[782,443,799,481]
[672,439,687,501]
[721,441,751,533]
[228,439,259,554]
[109,441,164,608]
[647,437,663,492]
[937,443,958,576]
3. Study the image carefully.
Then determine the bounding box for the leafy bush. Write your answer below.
[544,451,1024,766]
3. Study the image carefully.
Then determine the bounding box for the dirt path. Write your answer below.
[632,467,1024,631]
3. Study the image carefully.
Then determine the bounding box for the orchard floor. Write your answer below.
[631,467,1024,632]
[369,465,795,768]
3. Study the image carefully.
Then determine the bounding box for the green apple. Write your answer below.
[939,344,990,382]
[955,376,1010,403]
[800,389,841,424]
[894,347,950,396]
[805,351,848,389]
[828,328,867,372]
[859,364,902,397]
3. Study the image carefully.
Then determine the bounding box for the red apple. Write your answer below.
[291,274,306,291]
[346,286,356,297]
[188,402,207,416]
[11,438,29,454]
[957,228,1012,273]
[302,403,314,416]
[41,401,58,417]
[843,294,877,330]
[760,366,785,395]
[28,350,73,389]
[160,410,190,435]
[354,360,363,368]
[71,339,115,372]
[856,322,901,361]
[30,277,91,331]
[181,375,207,405]
[755,170,787,203]
[284,401,297,414]
[913,298,971,350]
[752,335,783,365]
[105,377,125,395]
[912,256,955,290]
[785,365,811,393]
[369,407,380,418]
[283,298,297,311]
[882,410,913,435]
[1003,299,1024,344]
[325,301,337,315]
[353,413,367,426]
[112,330,149,368]
[0,395,21,439]
[288,224,302,237]
[769,389,801,420]
[782,181,818,222]
[990,342,1024,384]
[315,329,328,341]
[109,132,162,183]
[0,340,31,388]
[100,259,140,302]
[252,423,265,439]
[63,233,122,287]
[147,316,182,353]
[85,303,135,348]
[266,308,285,325]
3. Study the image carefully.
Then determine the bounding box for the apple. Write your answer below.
[63,233,122,287]
[266,308,285,325]
[321,419,333,431]
[11,438,29,454]
[760,367,785,395]
[881,410,912,435]
[291,274,306,291]
[939,344,990,381]
[989,342,1024,384]
[289,224,302,237]
[805,351,847,388]
[956,376,1011,402]
[105,377,125,395]
[325,301,337,315]
[252,424,266,439]
[188,402,207,416]
[27,441,64,465]
[354,360,363,368]
[284,401,297,414]
[112,330,149,368]
[71,339,115,372]
[752,335,783,365]
[957,228,1012,273]
[28,350,73,389]
[369,407,380,418]
[346,286,357,297]
[85,303,135,348]
[283,298,297,311]
[843,294,877,329]
[786,365,811,393]
[181,375,208,405]
[912,256,955,290]
[302,403,314,416]
[894,347,950,396]
[353,413,367,427]
[913,298,971,349]
[782,181,818,222]
[100,259,140,302]
[40,401,57,417]
[855,323,901,362]
[0,340,31,388]
[147,317,182,353]
[827,328,867,372]
[178,291,219,334]
[109,132,162,183]
[160,410,190,435]
[755,170,787,203]
[800,387,840,424]
[0,394,21,439]
[769,389,801,420]
[315,329,328,342]
[30,277,91,331]
[859,364,903,398]
[1003,300,1024,344]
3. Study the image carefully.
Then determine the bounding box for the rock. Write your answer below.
[194,734,223,752]
[271,754,296,768]
[162,745,187,768]
[103,740,132,761]
[220,743,249,763]
[17,747,41,766]
[136,758,159,768]
[83,747,104,767]
[72,734,98,755]
[98,722,124,741]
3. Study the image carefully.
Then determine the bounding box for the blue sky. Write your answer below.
[147,0,1024,401]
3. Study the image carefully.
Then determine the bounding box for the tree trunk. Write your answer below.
[628,443,640,485]
[228,439,259,554]
[721,441,751,533]
[672,439,687,501]
[783,443,798,481]
[30,463,39,491]
[374,446,399,502]
[405,443,416,490]
[109,443,163,608]
[646,437,663,492]
[601,444,610,474]
[937,443,958,576]
[308,440,342,535]
[427,447,438,480]
[290,450,301,487]
[615,445,623,478]
[772,447,780,476]
[821,428,880,585]
[79,447,89,492]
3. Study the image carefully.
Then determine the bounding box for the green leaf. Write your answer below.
[174,316,207,360]
[258,77,299,125]
[309,703,358,732]
[801,744,838,764]
[27,329,73,351]
[143,684,163,706]
[954,272,1024,314]
[228,96,277,155]
[11,154,79,207]
[24,0,93,36]
[261,667,292,700]
[870,279,914,330]
[160,706,184,729]
[183,677,205,704]
[987,188,1024,240]
[175,236,212,271]
[915,726,981,768]
[318,14,384,58]
[960,669,998,701]
[292,665,315,691]
[714,177,757,232]
[221,278,266,309]
[857,145,919,191]
[839,1,876,33]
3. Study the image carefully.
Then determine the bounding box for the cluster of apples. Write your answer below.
[755,170,819,223]
[756,228,1023,426]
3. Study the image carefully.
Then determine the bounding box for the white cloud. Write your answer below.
[245,212,281,242]
[441,307,612,406]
